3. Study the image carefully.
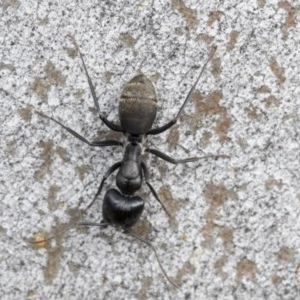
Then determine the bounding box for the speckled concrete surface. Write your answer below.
[1,0,300,299]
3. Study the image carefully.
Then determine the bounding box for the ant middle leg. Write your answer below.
[145,148,226,164]
[36,111,122,147]
[145,148,200,164]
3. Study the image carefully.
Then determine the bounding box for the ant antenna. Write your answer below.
[29,222,179,287]
[29,225,74,246]
[61,222,180,288]
[79,221,108,228]
[29,221,108,246]
[127,229,180,289]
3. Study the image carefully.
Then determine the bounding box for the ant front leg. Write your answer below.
[67,34,123,133]
[36,111,123,148]
[141,162,172,217]
[85,162,121,210]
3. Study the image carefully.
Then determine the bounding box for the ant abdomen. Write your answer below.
[119,74,157,135]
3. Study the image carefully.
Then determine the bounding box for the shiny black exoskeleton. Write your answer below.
[38,36,215,231]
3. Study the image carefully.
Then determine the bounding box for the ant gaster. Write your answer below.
[37,35,217,287]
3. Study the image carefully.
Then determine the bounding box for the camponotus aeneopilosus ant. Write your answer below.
[36,35,219,287]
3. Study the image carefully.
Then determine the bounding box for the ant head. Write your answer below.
[102,189,144,228]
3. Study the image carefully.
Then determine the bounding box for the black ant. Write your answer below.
[35,35,219,288]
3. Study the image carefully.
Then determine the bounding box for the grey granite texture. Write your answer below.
[1,0,300,299]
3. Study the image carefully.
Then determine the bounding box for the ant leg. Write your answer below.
[67,34,123,132]
[147,48,216,135]
[85,161,121,210]
[145,148,224,164]
[141,162,172,217]
[145,148,199,164]
[36,111,122,147]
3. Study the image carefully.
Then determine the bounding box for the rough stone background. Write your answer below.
[1,0,300,299]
